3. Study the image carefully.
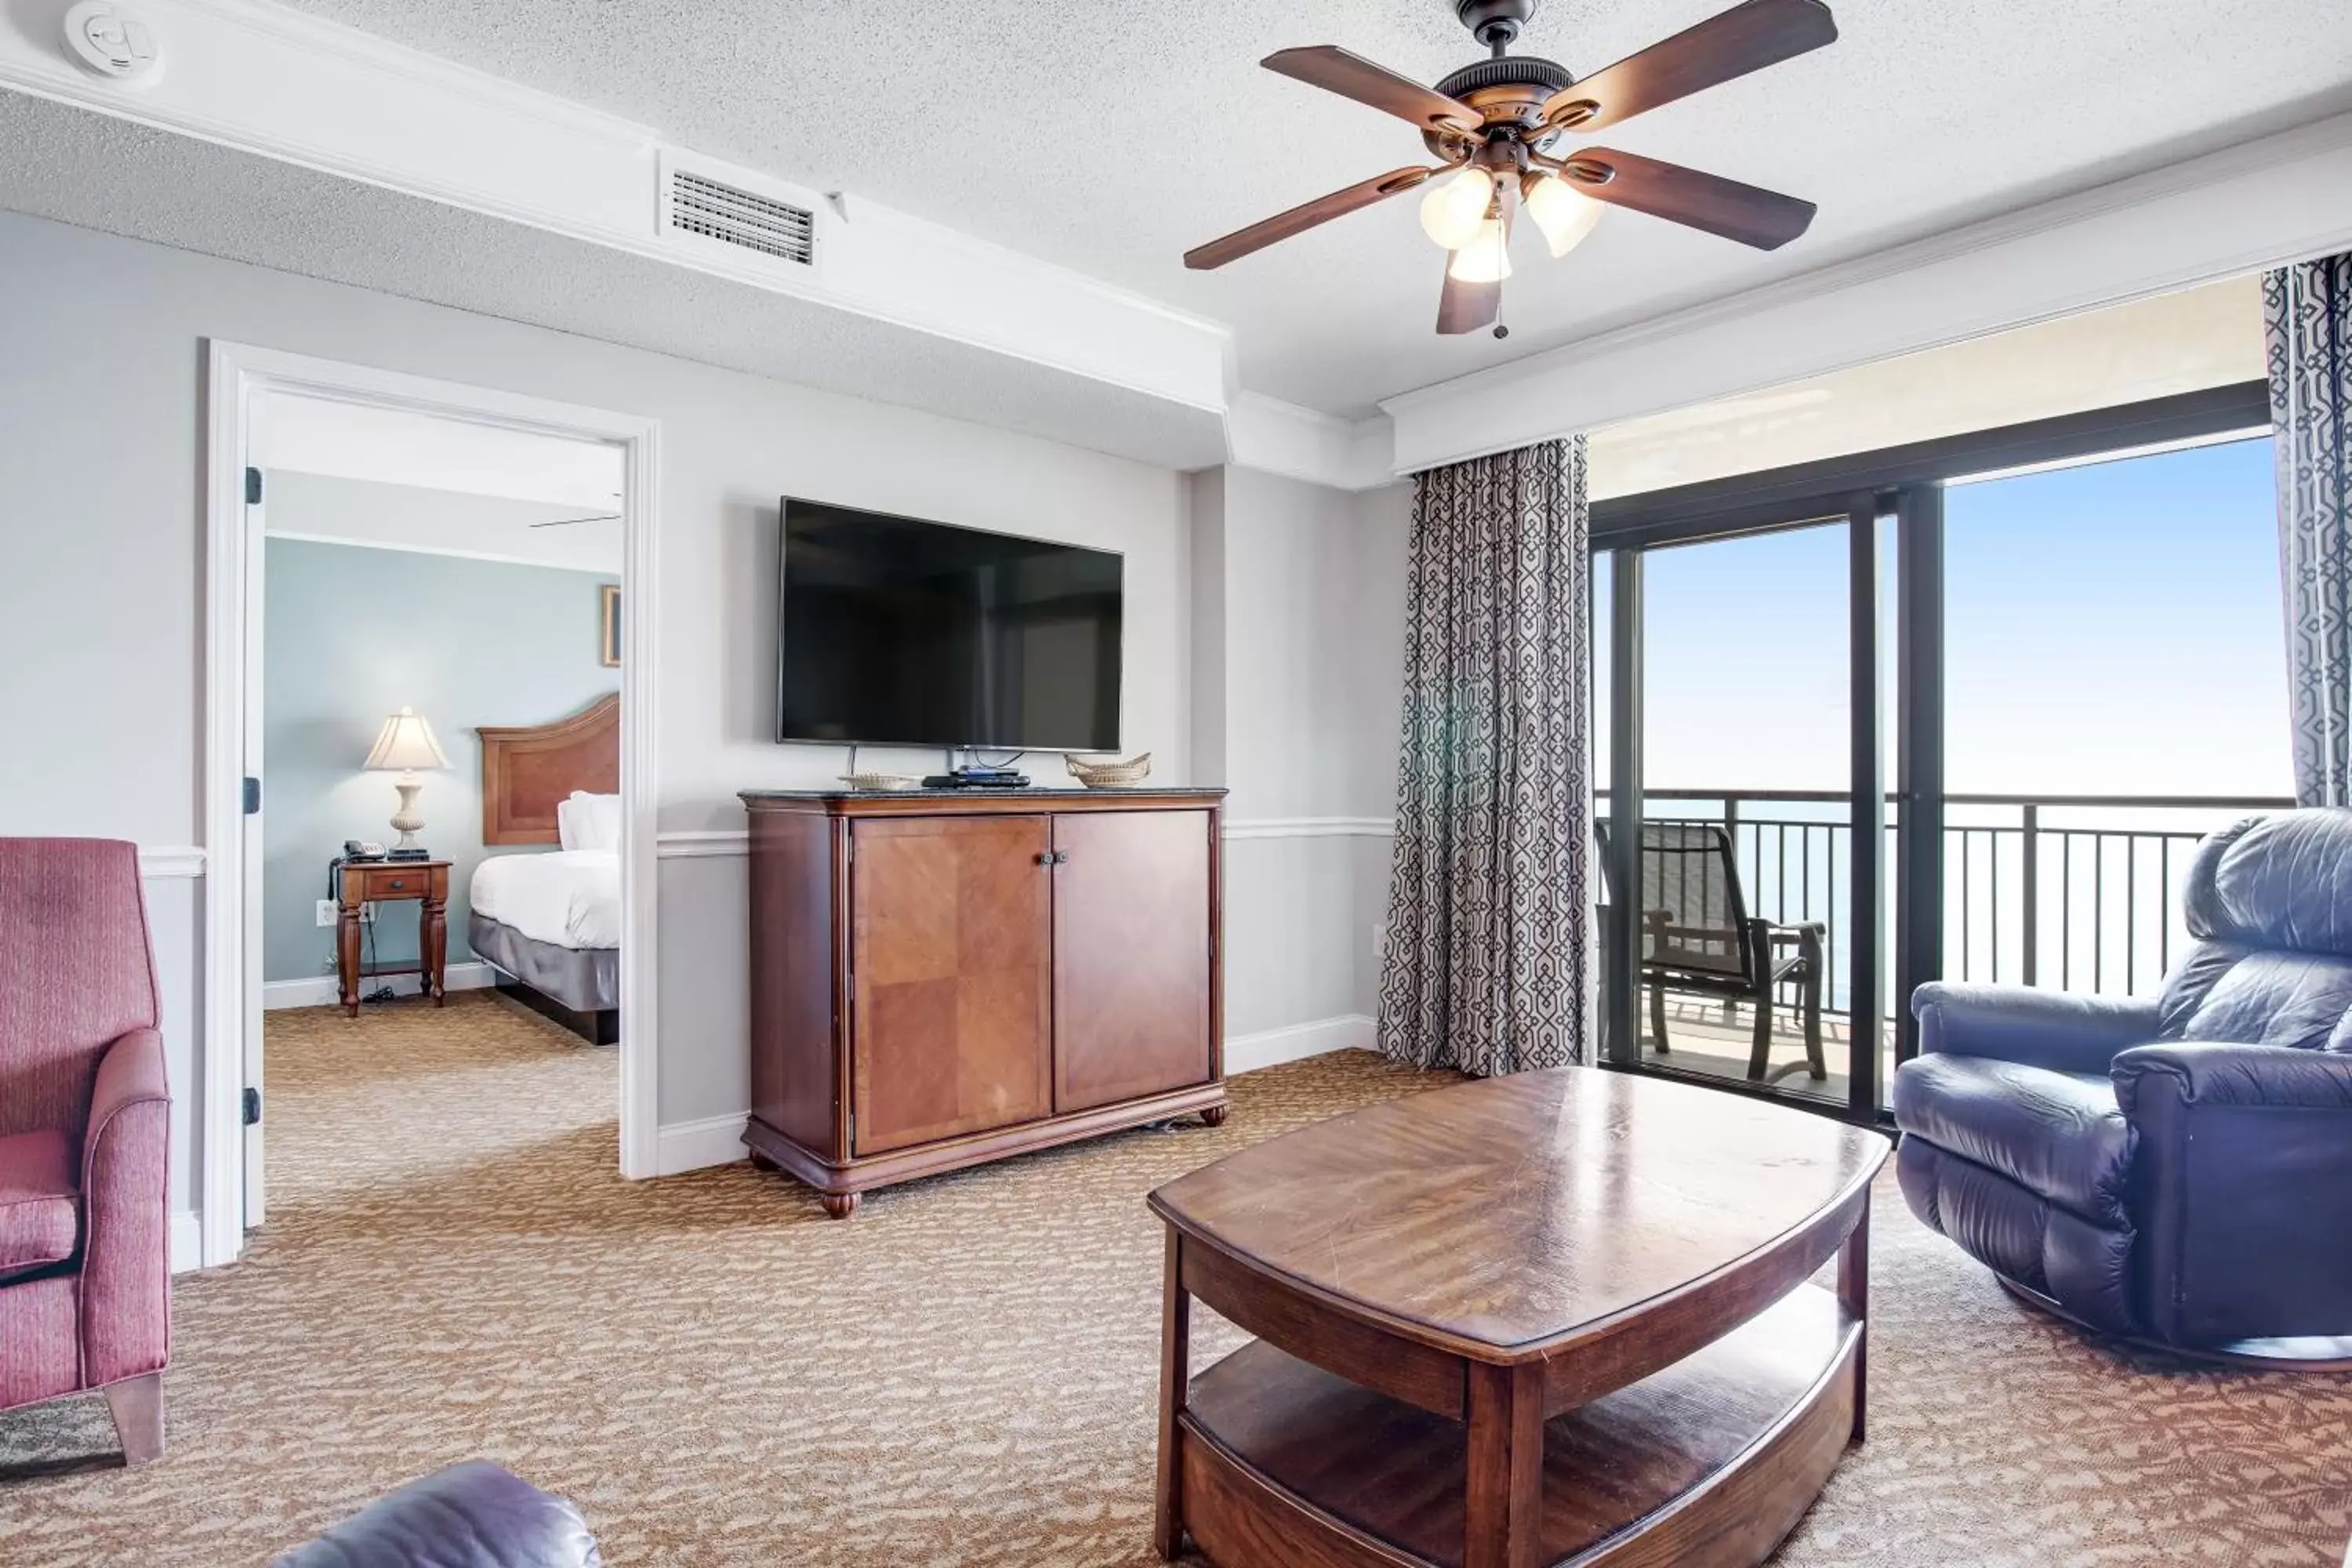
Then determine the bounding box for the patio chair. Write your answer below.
[1597,821,1828,1083]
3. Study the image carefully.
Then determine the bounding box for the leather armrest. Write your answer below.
[81,1026,171,1387]
[1911,981,2159,1076]
[2112,1040,2352,1345]
[2112,1042,2352,1110]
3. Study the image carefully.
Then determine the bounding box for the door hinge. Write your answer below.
[847,1110,856,1146]
[242,776,261,815]
[241,1086,261,1126]
[244,466,263,506]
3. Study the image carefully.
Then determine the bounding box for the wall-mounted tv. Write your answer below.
[776,499,1123,751]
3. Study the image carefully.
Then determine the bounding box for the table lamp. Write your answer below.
[364,706,449,858]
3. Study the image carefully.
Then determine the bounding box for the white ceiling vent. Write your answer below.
[655,151,826,280]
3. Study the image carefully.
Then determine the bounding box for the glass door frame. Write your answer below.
[1591,379,2269,1128]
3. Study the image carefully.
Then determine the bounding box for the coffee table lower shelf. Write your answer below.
[1173,1287,1859,1568]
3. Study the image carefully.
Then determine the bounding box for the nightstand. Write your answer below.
[336,858,452,1018]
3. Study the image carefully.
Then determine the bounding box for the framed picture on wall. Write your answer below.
[600,584,621,668]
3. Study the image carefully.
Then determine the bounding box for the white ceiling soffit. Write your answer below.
[266,394,626,508]
[258,0,2352,421]
[0,0,1232,470]
[265,470,622,574]
[1386,111,2352,474]
[1584,274,2267,500]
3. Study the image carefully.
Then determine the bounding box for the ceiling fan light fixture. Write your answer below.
[1525,172,1604,258]
[1417,166,1494,249]
[1446,217,1513,283]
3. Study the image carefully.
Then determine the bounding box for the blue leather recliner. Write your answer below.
[1893,808,2352,1355]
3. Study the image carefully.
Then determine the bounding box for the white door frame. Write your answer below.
[201,341,663,1268]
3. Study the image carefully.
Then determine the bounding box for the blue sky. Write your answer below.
[1595,436,2289,801]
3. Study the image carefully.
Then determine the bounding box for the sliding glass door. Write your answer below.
[1592,381,2276,1127]
[1599,504,1890,1119]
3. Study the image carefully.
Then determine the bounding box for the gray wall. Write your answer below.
[0,209,1193,1237]
[1189,469,1414,1041]
[261,536,618,983]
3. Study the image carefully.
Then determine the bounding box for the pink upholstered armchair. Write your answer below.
[0,839,172,1464]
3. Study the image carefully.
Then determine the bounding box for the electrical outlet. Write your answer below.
[315,899,374,925]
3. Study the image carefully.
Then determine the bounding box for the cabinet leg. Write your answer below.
[422,895,448,1005]
[1199,1103,1229,1128]
[748,1150,778,1173]
[337,908,361,1018]
[819,1192,860,1220]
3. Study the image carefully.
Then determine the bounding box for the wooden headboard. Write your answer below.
[478,694,619,846]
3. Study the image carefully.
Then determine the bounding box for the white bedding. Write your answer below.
[470,851,621,950]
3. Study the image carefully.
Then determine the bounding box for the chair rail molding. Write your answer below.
[1382,111,2352,474]
[1222,817,1396,840]
[138,846,209,878]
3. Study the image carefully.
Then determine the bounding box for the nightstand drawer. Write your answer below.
[354,865,437,901]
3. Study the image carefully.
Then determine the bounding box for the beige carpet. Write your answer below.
[2,993,2348,1566]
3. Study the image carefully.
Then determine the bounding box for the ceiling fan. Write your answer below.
[1184,0,1835,336]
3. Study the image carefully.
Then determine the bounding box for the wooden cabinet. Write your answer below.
[850,814,1054,1155]
[742,788,1227,1216]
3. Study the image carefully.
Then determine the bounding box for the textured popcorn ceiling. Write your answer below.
[272,0,2352,415]
[0,93,1228,470]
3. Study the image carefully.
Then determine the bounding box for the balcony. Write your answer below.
[1601,788,2296,1105]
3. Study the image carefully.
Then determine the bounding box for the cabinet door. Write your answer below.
[851,814,1053,1154]
[1052,810,1214,1113]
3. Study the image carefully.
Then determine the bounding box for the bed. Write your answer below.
[471,695,621,1044]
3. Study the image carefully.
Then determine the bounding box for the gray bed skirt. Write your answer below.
[469,912,619,1014]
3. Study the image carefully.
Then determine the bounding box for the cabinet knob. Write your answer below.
[1035,852,1053,866]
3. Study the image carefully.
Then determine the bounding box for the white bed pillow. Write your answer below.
[562,790,622,851]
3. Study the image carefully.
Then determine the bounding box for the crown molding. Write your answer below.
[1381,111,2352,474]
[1221,394,1396,492]
[0,0,1230,429]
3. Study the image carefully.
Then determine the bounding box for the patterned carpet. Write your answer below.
[2,993,2348,1565]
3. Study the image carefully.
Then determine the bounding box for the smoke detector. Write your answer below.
[64,3,164,88]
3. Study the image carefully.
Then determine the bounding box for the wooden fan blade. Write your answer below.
[1264,46,1483,134]
[1567,148,1816,249]
[1185,165,1434,270]
[1436,269,1501,335]
[1436,179,1516,336]
[1537,0,1836,134]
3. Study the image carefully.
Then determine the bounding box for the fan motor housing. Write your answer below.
[1422,54,1576,158]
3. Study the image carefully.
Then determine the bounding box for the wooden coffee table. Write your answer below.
[1148,1066,1889,1568]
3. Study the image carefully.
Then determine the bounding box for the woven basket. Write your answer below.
[1065,752,1152,789]
[839,771,924,792]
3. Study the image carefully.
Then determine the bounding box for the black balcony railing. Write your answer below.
[1598,789,2296,1025]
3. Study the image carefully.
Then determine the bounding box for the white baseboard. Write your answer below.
[655,1112,750,1176]
[646,1018,1376,1179]
[262,960,501,1011]
[1226,1014,1375,1074]
[170,1210,202,1275]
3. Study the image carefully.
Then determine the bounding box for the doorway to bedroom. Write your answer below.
[203,346,659,1270]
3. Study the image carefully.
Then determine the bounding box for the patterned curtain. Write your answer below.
[2267,254,2352,807]
[1376,437,1594,1076]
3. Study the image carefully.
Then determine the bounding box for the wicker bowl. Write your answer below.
[1065,752,1152,789]
[839,771,925,792]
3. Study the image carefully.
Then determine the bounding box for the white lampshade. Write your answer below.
[1446,218,1514,284]
[1525,172,1605,258]
[363,707,448,773]
[1418,167,1494,249]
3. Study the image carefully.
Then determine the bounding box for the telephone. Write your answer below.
[343,839,387,862]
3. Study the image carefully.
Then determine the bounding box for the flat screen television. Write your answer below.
[776,499,1123,750]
